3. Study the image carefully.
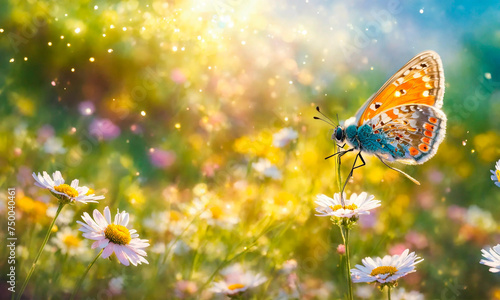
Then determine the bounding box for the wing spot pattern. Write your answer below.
[423,123,435,131]
[419,143,430,152]
[409,147,419,156]
[421,137,431,144]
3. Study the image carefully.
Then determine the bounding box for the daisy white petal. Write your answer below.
[210,264,267,295]
[77,206,149,266]
[102,243,114,259]
[315,192,380,219]
[32,170,104,204]
[104,207,112,224]
[491,159,500,187]
[51,227,88,256]
[351,249,423,286]
[480,244,500,273]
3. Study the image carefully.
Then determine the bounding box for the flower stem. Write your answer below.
[387,286,392,300]
[336,145,344,206]
[71,248,103,300]
[339,226,353,300]
[345,227,353,300]
[17,202,65,300]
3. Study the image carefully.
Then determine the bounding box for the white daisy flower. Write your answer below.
[32,171,104,204]
[77,206,150,266]
[252,158,282,180]
[272,127,298,148]
[108,276,124,295]
[315,192,380,219]
[351,249,423,285]
[187,197,239,229]
[211,264,267,295]
[480,244,500,273]
[392,287,425,300]
[143,210,190,236]
[46,205,75,225]
[355,285,375,299]
[490,159,500,187]
[51,227,88,256]
[465,205,497,232]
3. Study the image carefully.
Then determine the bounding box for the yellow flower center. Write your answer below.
[85,188,95,196]
[227,283,245,291]
[104,224,131,245]
[496,170,500,182]
[63,235,81,248]
[330,204,358,211]
[370,266,398,277]
[210,205,223,219]
[54,184,79,198]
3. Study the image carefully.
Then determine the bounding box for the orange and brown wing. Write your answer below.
[355,51,445,126]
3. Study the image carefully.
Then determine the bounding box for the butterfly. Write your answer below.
[316,50,447,186]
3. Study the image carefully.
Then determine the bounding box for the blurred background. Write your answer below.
[1,0,500,299]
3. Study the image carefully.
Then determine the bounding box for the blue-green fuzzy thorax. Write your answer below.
[346,124,406,158]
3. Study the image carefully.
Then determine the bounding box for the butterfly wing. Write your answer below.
[366,104,447,164]
[354,51,445,126]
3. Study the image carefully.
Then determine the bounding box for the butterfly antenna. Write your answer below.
[376,155,421,185]
[315,106,338,127]
[313,116,336,127]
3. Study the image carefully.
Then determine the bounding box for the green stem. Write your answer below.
[17,202,65,300]
[70,249,103,300]
[345,228,353,300]
[339,226,353,300]
[336,145,343,205]
[387,286,392,300]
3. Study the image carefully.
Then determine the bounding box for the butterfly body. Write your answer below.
[327,51,447,184]
[344,124,400,156]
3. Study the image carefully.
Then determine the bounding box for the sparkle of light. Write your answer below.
[89,57,95,62]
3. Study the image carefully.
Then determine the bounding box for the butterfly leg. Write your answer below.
[375,154,421,185]
[341,151,366,195]
[348,152,366,178]
[325,147,353,160]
